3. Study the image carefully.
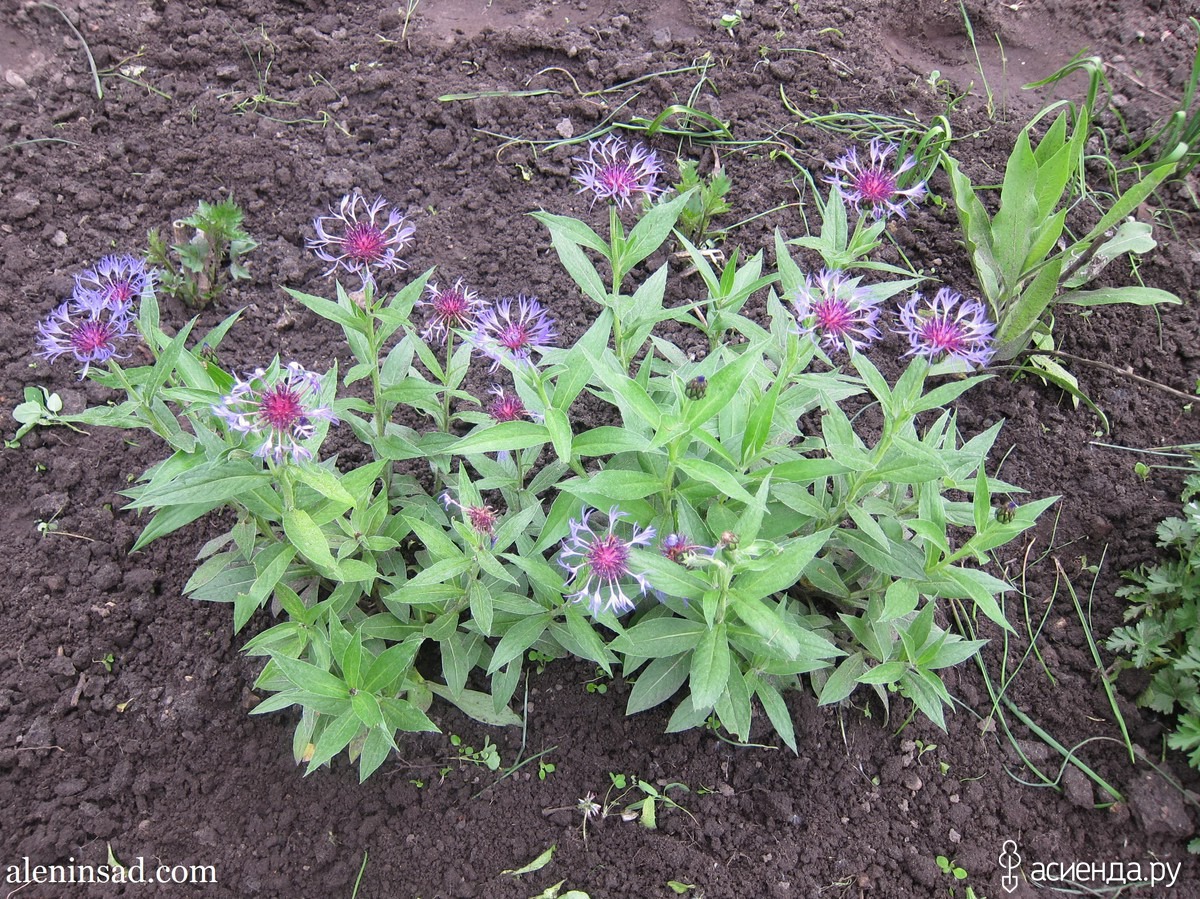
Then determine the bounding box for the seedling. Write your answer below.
[95,653,115,672]
[449,734,501,771]
[669,158,732,246]
[538,759,556,780]
[936,855,968,881]
[8,385,84,447]
[147,197,257,307]
[584,668,609,694]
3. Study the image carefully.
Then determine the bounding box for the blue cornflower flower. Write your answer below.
[790,269,882,354]
[826,138,926,220]
[572,135,666,208]
[308,193,415,284]
[559,507,656,616]
[471,295,557,371]
[212,362,338,464]
[898,288,996,369]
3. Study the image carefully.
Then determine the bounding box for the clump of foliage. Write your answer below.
[147,197,258,307]
[22,128,1063,781]
[1108,458,1200,781]
[670,158,732,246]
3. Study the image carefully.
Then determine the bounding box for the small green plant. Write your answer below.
[936,855,968,881]
[670,159,732,246]
[147,197,257,307]
[538,759,556,780]
[584,668,609,694]
[7,385,84,447]
[943,106,1183,363]
[95,652,115,672]
[449,734,502,771]
[1108,456,1200,793]
[619,779,692,830]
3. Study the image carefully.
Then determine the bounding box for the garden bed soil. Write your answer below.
[3,0,1200,896]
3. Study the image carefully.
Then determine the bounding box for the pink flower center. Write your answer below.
[259,384,306,432]
[104,281,136,307]
[587,534,629,580]
[497,322,530,352]
[467,505,497,535]
[854,169,897,205]
[434,291,471,324]
[920,319,967,353]
[601,163,638,198]
[344,222,387,263]
[490,395,527,422]
[71,320,118,356]
[814,299,854,334]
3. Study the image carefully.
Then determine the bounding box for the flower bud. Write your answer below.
[719,531,739,550]
[686,375,708,400]
[995,500,1018,524]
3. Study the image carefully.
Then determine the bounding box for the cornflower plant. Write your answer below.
[147,197,258,307]
[788,140,927,277]
[22,131,1055,777]
[942,107,1183,364]
[533,133,694,368]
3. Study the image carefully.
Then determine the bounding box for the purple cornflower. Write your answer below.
[559,507,656,616]
[308,193,415,284]
[661,534,713,565]
[826,138,926,220]
[212,361,338,464]
[36,300,135,378]
[471,295,557,371]
[440,490,500,540]
[898,288,996,369]
[572,135,666,208]
[487,385,533,423]
[790,269,882,354]
[418,278,483,345]
[73,254,156,314]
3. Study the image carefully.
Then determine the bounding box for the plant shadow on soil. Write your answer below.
[1,0,1199,896]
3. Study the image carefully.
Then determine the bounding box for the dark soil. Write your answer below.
[3,0,1200,896]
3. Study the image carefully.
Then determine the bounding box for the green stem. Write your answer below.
[608,202,630,368]
[361,300,394,500]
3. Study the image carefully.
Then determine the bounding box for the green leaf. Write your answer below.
[1060,286,1181,307]
[735,529,833,601]
[683,345,760,430]
[754,678,797,753]
[626,653,691,714]
[676,458,755,505]
[572,426,650,457]
[618,190,692,275]
[306,707,362,772]
[426,683,522,726]
[269,653,351,700]
[292,464,356,508]
[284,287,368,335]
[283,508,339,576]
[817,652,866,705]
[610,617,707,657]
[560,470,663,503]
[544,406,573,464]
[448,420,550,455]
[361,640,422,693]
[487,614,551,674]
[501,844,557,877]
[689,622,729,711]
